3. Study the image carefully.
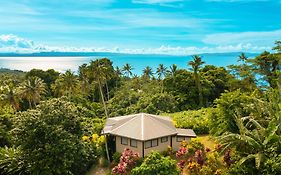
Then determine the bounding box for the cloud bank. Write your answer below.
[0,34,273,55]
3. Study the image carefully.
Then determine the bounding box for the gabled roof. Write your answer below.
[102,113,178,141]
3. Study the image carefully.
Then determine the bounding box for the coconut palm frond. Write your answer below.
[237,154,256,167]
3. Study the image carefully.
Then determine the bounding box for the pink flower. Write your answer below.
[176,147,188,158]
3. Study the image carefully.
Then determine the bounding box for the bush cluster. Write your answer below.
[166,108,213,134]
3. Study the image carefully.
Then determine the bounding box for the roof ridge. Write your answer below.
[110,115,138,133]
[112,113,139,120]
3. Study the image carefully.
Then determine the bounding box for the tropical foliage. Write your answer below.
[217,89,281,175]
[10,98,99,175]
[0,41,280,174]
[165,108,213,134]
[131,151,180,175]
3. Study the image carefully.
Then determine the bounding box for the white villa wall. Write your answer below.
[172,136,191,151]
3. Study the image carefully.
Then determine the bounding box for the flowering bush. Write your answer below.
[82,133,105,157]
[176,140,231,175]
[82,134,105,144]
[176,146,188,158]
[112,148,139,175]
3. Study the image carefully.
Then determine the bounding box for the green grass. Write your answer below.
[192,135,217,149]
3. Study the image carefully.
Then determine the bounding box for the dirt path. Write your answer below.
[90,167,107,175]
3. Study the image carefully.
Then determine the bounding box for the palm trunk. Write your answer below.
[98,79,110,162]
[28,99,32,109]
[195,73,203,107]
[105,81,110,101]
[104,135,110,163]
[98,79,108,118]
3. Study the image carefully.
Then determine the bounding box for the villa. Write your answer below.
[102,113,196,157]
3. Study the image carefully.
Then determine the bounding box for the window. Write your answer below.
[121,137,128,145]
[177,136,185,142]
[145,139,158,149]
[161,136,168,143]
[152,139,158,147]
[145,140,152,149]
[130,139,137,148]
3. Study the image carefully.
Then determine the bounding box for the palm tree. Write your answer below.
[52,70,80,97]
[89,59,109,118]
[156,64,168,93]
[142,66,153,79]
[78,64,90,95]
[0,82,20,112]
[156,64,167,80]
[169,64,177,77]
[188,55,205,107]
[115,66,122,77]
[20,76,46,108]
[89,59,111,162]
[122,63,133,78]
[238,53,248,63]
[114,66,122,89]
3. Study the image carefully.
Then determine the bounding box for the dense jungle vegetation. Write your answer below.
[0,41,280,175]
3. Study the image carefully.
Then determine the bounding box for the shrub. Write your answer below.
[209,90,257,135]
[165,108,212,134]
[112,152,122,164]
[0,113,13,147]
[0,146,28,175]
[11,98,98,175]
[131,151,180,175]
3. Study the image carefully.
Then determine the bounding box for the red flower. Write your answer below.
[177,160,186,170]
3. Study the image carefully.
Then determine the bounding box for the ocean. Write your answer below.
[0,52,258,75]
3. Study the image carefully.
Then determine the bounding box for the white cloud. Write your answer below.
[203,29,281,46]
[120,44,271,55]
[0,34,35,52]
[0,34,272,55]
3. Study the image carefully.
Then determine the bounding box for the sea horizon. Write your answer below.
[0,52,259,75]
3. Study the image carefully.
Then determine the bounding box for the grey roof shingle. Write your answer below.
[102,113,178,141]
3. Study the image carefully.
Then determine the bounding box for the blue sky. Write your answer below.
[0,0,280,55]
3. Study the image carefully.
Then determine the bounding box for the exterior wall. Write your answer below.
[115,136,172,157]
[172,136,191,151]
[115,135,192,157]
[143,137,171,156]
[115,136,143,156]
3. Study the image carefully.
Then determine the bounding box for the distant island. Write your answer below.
[0,51,259,57]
